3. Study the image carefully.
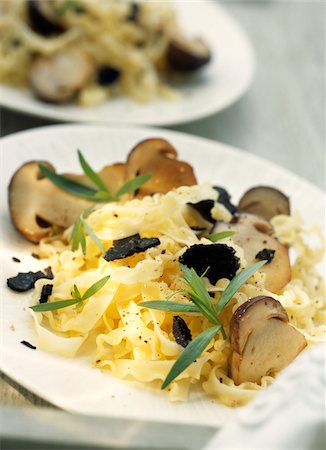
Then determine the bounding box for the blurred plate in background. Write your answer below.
[0,1,255,126]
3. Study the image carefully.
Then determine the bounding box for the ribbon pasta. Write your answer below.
[31,184,325,405]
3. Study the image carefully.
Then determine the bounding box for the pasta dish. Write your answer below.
[7,138,325,406]
[0,0,211,105]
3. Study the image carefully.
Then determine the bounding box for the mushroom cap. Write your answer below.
[126,138,197,197]
[27,0,66,36]
[167,35,211,71]
[229,296,307,385]
[8,161,93,242]
[238,186,290,221]
[8,161,126,243]
[29,48,94,103]
[229,296,288,355]
[213,213,291,293]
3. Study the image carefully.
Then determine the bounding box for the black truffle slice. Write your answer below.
[104,233,160,262]
[97,66,121,86]
[39,284,53,304]
[214,186,237,215]
[255,248,275,263]
[188,199,215,223]
[179,243,240,285]
[173,316,192,348]
[20,340,36,350]
[126,2,140,21]
[7,269,53,293]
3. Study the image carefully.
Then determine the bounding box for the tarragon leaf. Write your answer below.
[78,150,111,194]
[216,260,267,314]
[72,284,82,301]
[39,164,98,200]
[207,231,236,242]
[55,0,79,15]
[94,191,116,201]
[71,216,84,252]
[180,265,218,324]
[161,324,221,389]
[80,217,106,254]
[115,173,151,197]
[30,299,79,312]
[81,276,110,300]
[30,276,110,312]
[139,300,199,313]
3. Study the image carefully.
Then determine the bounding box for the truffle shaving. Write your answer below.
[20,340,36,350]
[255,248,275,263]
[7,269,53,292]
[214,186,237,214]
[126,2,140,22]
[179,243,240,285]
[39,284,53,304]
[173,316,192,348]
[104,233,160,262]
[188,199,215,223]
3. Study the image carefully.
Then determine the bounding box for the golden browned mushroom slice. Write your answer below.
[29,48,94,103]
[213,213,291,293]
[229,296,307,385]
[8,161,126,243]
[126,138,197,197]
[238,186,290,221]
[167,35,211,71]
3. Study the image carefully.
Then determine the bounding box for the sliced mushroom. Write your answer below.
[29,48,94,103]
[238,186,290,221]
[213,213,291,293]
[167,35,211,71]
[229,296,307,385]
[8,161,126,243]
[27,1,66,36]
[126,138,197,197]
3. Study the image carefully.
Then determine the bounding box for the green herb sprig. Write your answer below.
[55,0,80,15]
[30,275,110,312]
[139,260,266,389]
[206,230,236,242]
[39,150,151,202]
[72,206,106,255]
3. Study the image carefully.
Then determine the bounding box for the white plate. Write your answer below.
[0,125,324,428]
[0,1,255,126]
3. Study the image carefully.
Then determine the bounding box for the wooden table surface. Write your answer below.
[1,0,324,411]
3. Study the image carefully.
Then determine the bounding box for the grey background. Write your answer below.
[0,0,325,412]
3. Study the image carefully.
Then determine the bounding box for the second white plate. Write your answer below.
[0,1,255,126]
